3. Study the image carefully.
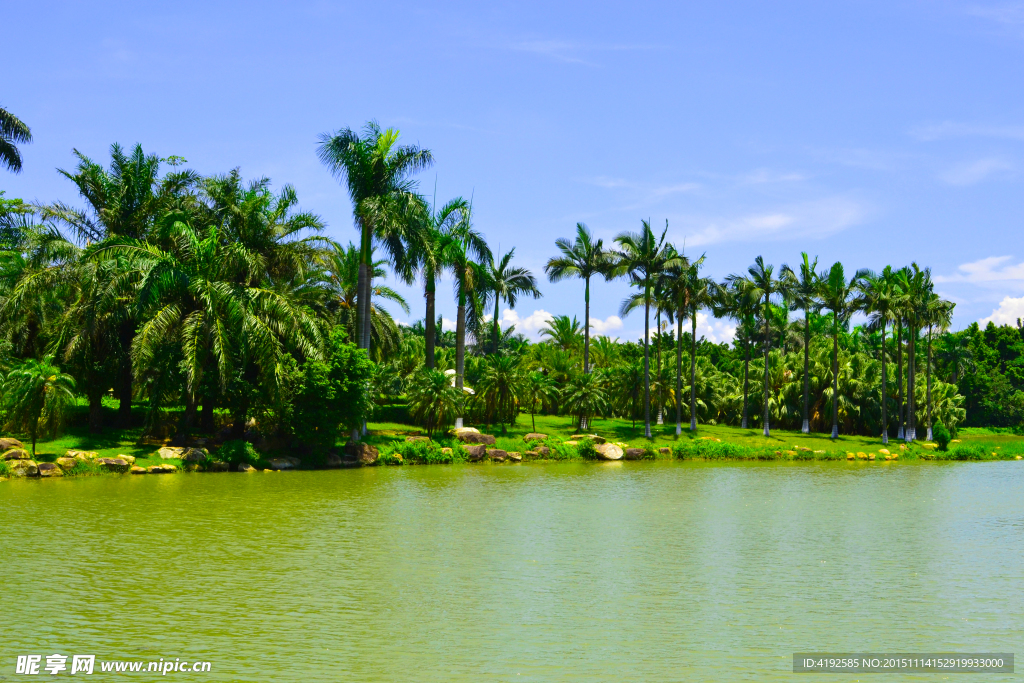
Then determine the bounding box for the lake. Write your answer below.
[2,460,1021,681]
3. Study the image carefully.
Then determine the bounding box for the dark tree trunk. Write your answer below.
[643,283,651,439]
[117,322,134,427]
[89,392,103,434]
[454,297,466,429]
[200,396,215,433]
[741,341,750,429]
[881,322,888,444]
[675,313,683,435]
[763,301,771,438]
[831,313,840,439]
[584,276,591,374]
[690,311,698,431]
[802,309,810,433]
[896,320,904,440]
[425,278,436,370]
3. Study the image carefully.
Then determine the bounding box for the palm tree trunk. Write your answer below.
[118,321,134,426]
[655,308,663,425]
[896,320,904,440]
[643,283,652,439]
[802,309,810,433]
[907,325,916,441]
[584,276,591,374]
[493,295,500,355]
[831,313,839,439]
[89,391,103,434]
[881,322,888,445]
[763,302,771,438]
[454,293,466,429]
[690,310,698,431]
[742,340,750,429]
[926,325,933,441]
[675,313,683,435]
[425,275,436,370]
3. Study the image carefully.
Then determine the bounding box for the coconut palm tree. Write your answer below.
[408,196,468,368]
[817,261,862,439]
[858,266,898,444]
[539,315,583,353]
[476,354,523,433]
[922,291,954,440]
[524,370,557,432]
[317,121,432,350]
[545,223,610,374]
[407,367,463,437]
[3,355,76,456]
[780,253,819,434]
[715,281,759,429]
[562,371,609,431]
[483,247,540,355]
[612,220,679,438]
[0,106,32,173]
[727,256,785,437]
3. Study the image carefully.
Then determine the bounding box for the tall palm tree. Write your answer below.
[612,220,679,438]
[715,281,759,429]
[545,223,609,374]
[892,264,929,441]
[923,291,954,440]
[408,196,467,368]
[818,261,861,439]
[727,256,785,437]
[437,206,490,428]
[0,106,32,173]
[780,252,819,434]
[858,266,898,444]
[484,247,541,355]
[317,121,432,350]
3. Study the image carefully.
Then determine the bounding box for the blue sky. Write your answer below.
[4,0,1024,342]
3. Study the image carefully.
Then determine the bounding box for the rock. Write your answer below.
[784,450,797,457]
[405,436,430,443]
[324,452,343,468]
[879,448,891,455]
[237,463,257,472]
[96,458,130,473]
[623,448,647,461]
[0,437,25,451]
[884,455,892,460]
[441,447,453,455]
[66,450,97,461]
[208,461,229,472]
[659,447,671,456]
[147,464,177,474]
[345,441,379,465]
[8,459,38,477]
[523,433,548,442]
[452,426,480,434]
[536,446,550,457]
[570,434,606,444]
[37,462,63,477]
[594,443,624,460]
[856,452,867,459]
[267,458,296,470]
[1016,455,1022,460]
[565,441,579,446]
[130,466,147,474]
[454,429,496,445]
[180,449,208,463]
[464,444,487,461]
[868,453,876,460]
[157,446,188,460]
[2,448,30,460]
[847,452,855,460]
[56,457,79,471]
[507,451,522,462]
[117,454,136,465]
[487,448,508,462]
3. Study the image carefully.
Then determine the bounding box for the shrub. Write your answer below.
[388,440,467,465]
[0,460,10,477]
[577,440,598,460]
[218,440,261,467]
[932,423,951,451]
[938,444,985,461]
[547,441,582,461]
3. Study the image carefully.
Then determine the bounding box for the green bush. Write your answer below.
[387,440,467,465]
[547,440,582,461]
[218,440,261,466]
[938,444,986,461]
[932,423,951,451]
[577,440,598,460]
[0,460,10,477]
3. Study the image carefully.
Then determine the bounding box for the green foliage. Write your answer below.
[576,439,598,460]
[218,439,261,466]
[937,444,986,461]
[0,460,10,477]
[932,422,951,451]
[407,368,463,436]
[2,355,77,455]
[290,328,375,451]
[385,440,467,464]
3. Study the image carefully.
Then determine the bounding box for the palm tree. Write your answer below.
[524,371,557,432]
[539,315,583,353]
[0,106,32,173]
[407,367,463,437]
[3,355,77,456]
[476,354,523,433]
[545,223,609,373]
[818,262,861,439]
[727,256,785,437]
[892,264,929,441]
[715,281,759,429]
[923,291,954,440]
[317,121,433,350]
[408,197,467,368]
[437,206,490,428]
[612,220,679,438]
[563,371,609,431]
[780,253,819,434]
[483,247,540,355]
[858,266,898,444]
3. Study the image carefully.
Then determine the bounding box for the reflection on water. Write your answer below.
[2,461,1021,681]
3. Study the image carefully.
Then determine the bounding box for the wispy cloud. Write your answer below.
[739,168,808,184]
[935,255,1024,284]
[911,120,1024,141]
[939,157,1013,185]
[966,3,1024,26]
[506,40,664,65]
[680,196,867,247]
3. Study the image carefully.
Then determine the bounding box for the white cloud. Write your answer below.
[740,169,807,184]
[507,40,664,65]
[939,158,1012,186]
[694,311,736,344]
[681,196,866,247]
[935,255,1024,284]
[911,120,1024,141]
[981,295,1024,326]
[589,315,623,335]
[587,176,701,198]
[441,317,457,332]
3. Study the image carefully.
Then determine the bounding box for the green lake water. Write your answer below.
[1,461,1021,682]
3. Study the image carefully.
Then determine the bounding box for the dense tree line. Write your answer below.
[0,117,1017,451]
